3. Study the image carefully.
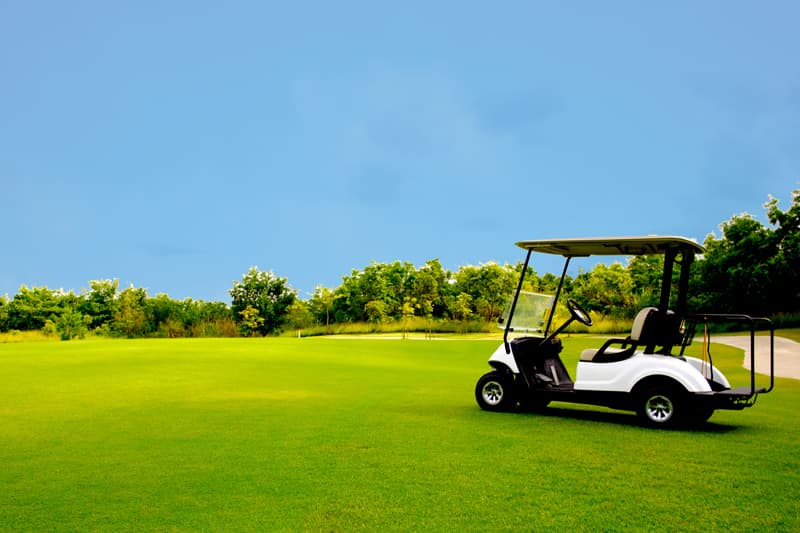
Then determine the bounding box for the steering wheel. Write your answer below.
[566,298,593,327]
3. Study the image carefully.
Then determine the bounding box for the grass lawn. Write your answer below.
[1,337,798,531]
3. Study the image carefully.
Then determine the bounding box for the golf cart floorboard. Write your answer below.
[716,386,766,397]
[539,383,574,392]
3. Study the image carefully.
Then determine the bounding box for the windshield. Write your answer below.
[498,291,554,334]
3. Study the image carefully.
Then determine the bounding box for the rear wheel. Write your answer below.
[475,371,516,412]
[637,385,684,428]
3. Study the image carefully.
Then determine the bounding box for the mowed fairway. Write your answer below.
[1,337,798,532]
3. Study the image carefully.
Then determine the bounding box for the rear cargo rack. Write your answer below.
[679,314,775,398]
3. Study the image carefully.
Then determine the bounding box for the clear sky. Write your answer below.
[2,1,798,302]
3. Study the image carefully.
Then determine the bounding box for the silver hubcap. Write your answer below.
[482,381,504,406]
[645,394,674,423]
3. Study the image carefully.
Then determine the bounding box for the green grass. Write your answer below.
[1,337,798,531]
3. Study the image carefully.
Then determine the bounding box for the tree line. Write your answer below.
[1,188,798,339]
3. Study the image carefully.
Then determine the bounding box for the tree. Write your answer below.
[189,300,235,337]
[0,295,8,331]
[229,267,297,335]
[112,286,149,337]
[627,255,664,310]
[238,305,264,337]
[6,286,62,330]
[412,259,449,318]
[696,190,800,316]
[285,300,315,332]
[400,296,418,338]
[571,263,635,317]
[53,308,90,340]
[692,214,775,314]
[334,261,416,322]
[147,293,183,336]
[538,272,568,294]
[765,187,800,312]
[453,292,474,333]
[309,286,338,332]
[451,262,516,321]
[365,300,388,323]
[78,279,118,330]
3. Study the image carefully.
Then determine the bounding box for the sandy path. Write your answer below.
[708,335,800,380]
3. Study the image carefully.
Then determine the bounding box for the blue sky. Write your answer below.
[2,1,798,302]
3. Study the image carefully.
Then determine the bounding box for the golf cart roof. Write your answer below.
[515,236,705,257]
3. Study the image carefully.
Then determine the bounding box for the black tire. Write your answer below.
[636,385,684,428]
[475,371,517,412]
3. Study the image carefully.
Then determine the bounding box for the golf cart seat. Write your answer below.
[580,307,667,363]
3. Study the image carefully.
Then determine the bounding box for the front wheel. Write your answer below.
[475,371,516,412]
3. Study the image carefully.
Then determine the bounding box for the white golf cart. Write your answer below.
[475,236,775,428]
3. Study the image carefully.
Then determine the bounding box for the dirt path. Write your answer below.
[709,335,800,380]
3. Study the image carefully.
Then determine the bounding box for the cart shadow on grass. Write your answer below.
[512,403,740,433]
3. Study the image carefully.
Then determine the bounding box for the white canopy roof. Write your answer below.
[515,236,705,256]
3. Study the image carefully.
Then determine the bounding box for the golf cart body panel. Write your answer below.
[574,354,715,393]
[488,344,519,373]
[682,355,732,389]
[476,235,774,427]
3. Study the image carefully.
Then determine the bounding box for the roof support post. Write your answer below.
[504,249,532,354]
[546,256,572,337]
[675,251,694,315]
[659,249,677,312]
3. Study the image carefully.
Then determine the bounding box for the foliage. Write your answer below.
[314,259,518,329]
[0,296,7,332]
[308,285,338,332]
[78,279,118,330]
[627,255,664,308]
[691,187,799,315]
[0,329,57,343]
[112,286,149,338]
[229,267,297,335]
[5,285,63,330]
[452,262,517,321]
[284,300,316,331]
[452,292,473,322]
[365,299,389,323]
[0,281,237,339]
[410,259,447,317]
[765,188,800,311]
[331,261,417,322]
[54,309,90,340]
[571,262,634,317]
[289,317,494,337]
[237,305,264,337]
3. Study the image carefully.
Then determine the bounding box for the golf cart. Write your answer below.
[475,236,775,428]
